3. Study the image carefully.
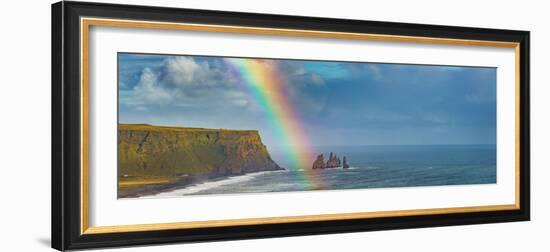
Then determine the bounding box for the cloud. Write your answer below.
[269,60,330,113]
[161,56,237,89]
[120,56,246,108]
[121,55,494,127]
[277,61,327,86]
[120,67,173,105]
[224,90,250,107]
[163,56,205,87]
[120,55,335,114]
[119,54,497,145]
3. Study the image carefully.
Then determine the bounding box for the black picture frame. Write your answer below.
[52,1,530,251]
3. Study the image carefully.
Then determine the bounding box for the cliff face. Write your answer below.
[118,124,282,179]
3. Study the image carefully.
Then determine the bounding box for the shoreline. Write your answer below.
[118,168,284,199]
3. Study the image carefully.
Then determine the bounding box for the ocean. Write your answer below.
[145,144,496,198]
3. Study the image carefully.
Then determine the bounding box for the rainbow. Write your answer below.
[223,58,327,190]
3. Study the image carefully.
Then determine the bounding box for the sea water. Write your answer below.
[146,144,496,197]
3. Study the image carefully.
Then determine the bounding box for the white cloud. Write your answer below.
[121,67,173,105]
[121,56,252,112]
[120,56,333,115]
[163,56,208,87]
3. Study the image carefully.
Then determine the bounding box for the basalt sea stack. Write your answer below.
[312,152,350,169]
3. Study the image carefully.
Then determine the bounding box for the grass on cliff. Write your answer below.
[118,123,273,179]
[118,124,257,133]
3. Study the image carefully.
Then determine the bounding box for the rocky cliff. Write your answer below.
[118,124,282,180]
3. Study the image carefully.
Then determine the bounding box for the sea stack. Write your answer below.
[311,152,348,169]
[325,152,341,168]
[343,156,350,169]
[312,154,326,169]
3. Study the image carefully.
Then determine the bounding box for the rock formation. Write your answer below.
[343,156,350,169]
[312,154,326,169]
[311,152,349,169]
[325,152,341,168]
[118,124,283,179]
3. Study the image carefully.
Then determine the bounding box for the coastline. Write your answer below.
[118,169,283,199]
[117,123,284,198]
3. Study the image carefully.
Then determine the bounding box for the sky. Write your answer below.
[118,53,496,147]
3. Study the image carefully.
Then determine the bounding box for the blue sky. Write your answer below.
[118,53,496,146]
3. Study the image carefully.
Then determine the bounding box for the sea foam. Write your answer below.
[140,171,276,198]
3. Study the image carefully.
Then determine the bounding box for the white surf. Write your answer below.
[140,171,276,198]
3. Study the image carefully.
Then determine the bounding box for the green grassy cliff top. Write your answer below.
[118,123,258,133]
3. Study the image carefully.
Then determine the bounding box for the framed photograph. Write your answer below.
[52,1,530,250]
